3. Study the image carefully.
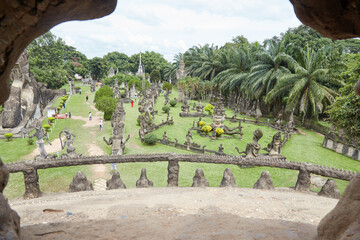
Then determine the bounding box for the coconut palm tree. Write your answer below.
[266,47,342,121]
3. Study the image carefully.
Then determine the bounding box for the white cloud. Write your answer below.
[51,0,302,61]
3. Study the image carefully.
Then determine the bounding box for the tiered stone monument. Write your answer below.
[108,67,115,78]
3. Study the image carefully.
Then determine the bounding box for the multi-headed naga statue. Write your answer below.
[236,128,263,157]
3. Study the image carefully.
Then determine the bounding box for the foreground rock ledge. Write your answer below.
[0,0,117,104]
[318,172,360,240]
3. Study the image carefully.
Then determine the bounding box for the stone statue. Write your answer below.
[196,100,203,113]
[59,128,81,157]
[103,123,130,155]
[164,92,169,105]
[161,131,170,144]
[264,132,282,155]
[186,130,193,150]
[236,128,263,157]
[181,99,190,113]
[113,80,120,99]
[274,112,283,129]
[287,111,295,130]
[90,79,96,92]
[28,121,51,160]
[192,102,196,111]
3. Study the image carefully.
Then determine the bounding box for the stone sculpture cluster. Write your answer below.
[179,99,205,117]
[104,99,130,155]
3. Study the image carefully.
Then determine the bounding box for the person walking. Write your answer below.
[62,102,65,108]
[131,99,134,107]
[69,112,72,118]
[99,119,103,132]
[86,95,89,102]
[89,112,92,120]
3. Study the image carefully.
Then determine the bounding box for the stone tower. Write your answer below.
[136,52,146,79]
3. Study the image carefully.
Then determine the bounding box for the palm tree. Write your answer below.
[211,45,254,94]
[184,44,218,81]
[247,39,295,100]
[266,47,342,121]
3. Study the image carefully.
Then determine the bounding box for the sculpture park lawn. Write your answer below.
[1,84,359,199]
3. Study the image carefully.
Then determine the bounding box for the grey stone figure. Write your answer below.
[236,128,263,157]
[264,132,282,155]
[59,128,81,157]
[181,99,190,113]
[28,121,51,160]
[69,171,93,192]
[186,130,193,150]
[103,123,130,155]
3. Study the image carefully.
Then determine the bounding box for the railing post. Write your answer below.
[167,160,179,187]
[23,167,42,199]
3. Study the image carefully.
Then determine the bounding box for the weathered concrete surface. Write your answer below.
[0,0,117,104]
[9,188,338,240]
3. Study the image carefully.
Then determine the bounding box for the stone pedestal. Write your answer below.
[23,167,42,199]
[167,161,179,187]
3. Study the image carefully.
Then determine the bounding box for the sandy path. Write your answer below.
[23,138,62,160]
[12,187,337,240]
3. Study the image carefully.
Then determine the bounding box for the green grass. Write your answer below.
[2,85,359,199]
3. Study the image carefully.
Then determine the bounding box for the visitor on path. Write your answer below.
[89,112,92,121]
[86,95,89,102]
[110,163,117,175]
[69,112,71,118]
[131,100,134,107]
[134,95,137,101]
[99,119,103,132]
[62,102,65,108]
[79,89,82,95]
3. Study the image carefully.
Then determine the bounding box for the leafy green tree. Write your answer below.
[95,96,117,120]
[150,69,161,82]
[89,57,109,80]
[266,47,342,121]
[94,85,113,102]
[128,51,168,77]
[326,54,360,138]
[27,31,88,88]
[103,51,130,72]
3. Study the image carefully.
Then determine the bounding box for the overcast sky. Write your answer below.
[51,0,302,62]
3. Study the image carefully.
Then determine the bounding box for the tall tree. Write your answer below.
[89,57,108,80]
[266,47,342,121]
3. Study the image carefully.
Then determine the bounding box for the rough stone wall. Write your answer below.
[0,0,117,105]
[290,0,360,39]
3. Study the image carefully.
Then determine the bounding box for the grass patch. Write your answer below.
[2,85,358,199]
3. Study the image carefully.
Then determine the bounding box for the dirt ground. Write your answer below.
[10,187,337,240]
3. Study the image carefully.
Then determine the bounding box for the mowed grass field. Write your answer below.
[1,84,359,199]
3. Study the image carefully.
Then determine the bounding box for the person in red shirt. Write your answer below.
[131,100,134,107]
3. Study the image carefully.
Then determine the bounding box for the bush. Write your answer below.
[137,115,152,126]
[216,128,224,137]
[169,99,177,107]
[4,133,13,141]
[199,121,205,127]
[48,117,55,123]
[204,104,214,115]
[162,82,172,91]
[61,97,67,101]
[57,107,61,111]
[202,125,212,134]
[60,100,64,104]
[27,137,35,145]
[75,86,81,90]
[95,96,117,120]
[94,85,113,102]
[42,124,51,132]
[144,134,157,145]
[162,105,170,113]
